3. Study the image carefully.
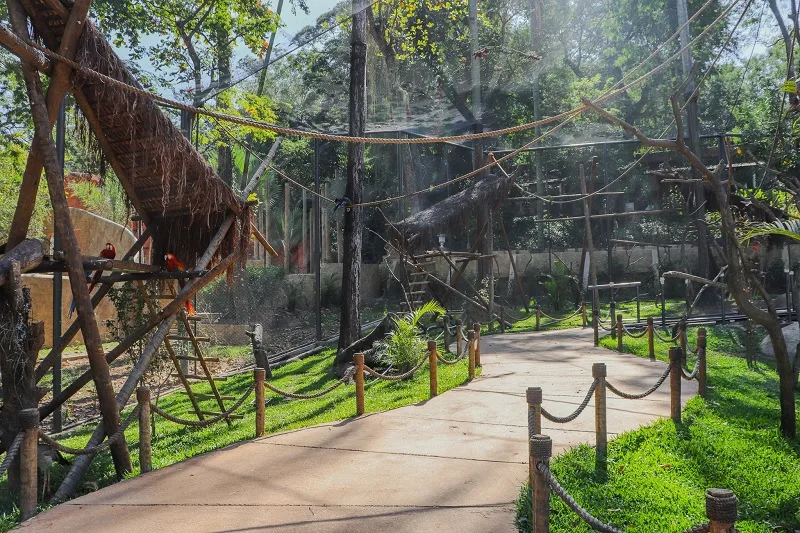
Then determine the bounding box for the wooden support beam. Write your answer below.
[0,22,52,74]
[0,238,44,287]
[251,222,278,257]
[35,228,151,382]
[7,0,92,249]
[8,0,133,477]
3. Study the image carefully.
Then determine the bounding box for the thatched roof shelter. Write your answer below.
[27,0,248,267]
[390,171,516,251]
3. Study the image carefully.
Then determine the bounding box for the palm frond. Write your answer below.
[741,219,800,244]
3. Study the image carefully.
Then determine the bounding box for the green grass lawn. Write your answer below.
[0,347,477,531]
[514,324,800,532]
[508,299,687,333]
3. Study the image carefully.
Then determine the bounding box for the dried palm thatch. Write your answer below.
[389,170,516,251]
[25,0,248,268]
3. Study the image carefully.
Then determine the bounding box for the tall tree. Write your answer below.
[334,0,368,372]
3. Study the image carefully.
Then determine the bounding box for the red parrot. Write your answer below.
[69,243,116,318]
[164,252,196,316]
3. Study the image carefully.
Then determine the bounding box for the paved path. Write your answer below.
[21,328,695,532]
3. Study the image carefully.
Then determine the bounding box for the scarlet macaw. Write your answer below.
[68,242,116,318]
[164,253,196,316]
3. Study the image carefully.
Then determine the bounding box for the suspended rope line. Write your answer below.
[22,0,731,147]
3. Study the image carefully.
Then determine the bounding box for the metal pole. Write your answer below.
[52,98,66,432]
[661,276,666,327]
[314,139,322,342]
[636,285,641,323]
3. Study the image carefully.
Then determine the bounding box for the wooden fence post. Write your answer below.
[468,331,476,380]
[535,306,540,331]
[428,340,438,398]
[456,319,463,356]
[530,434,552,533]
[354,353,365,416]
[616,314,623,353]
[137,387,152,473]
[19,408,39,521]
[647,317,655,361]
[679,319,688,363]
[593,363,607,475]
[443,315,452,353]
[697,328,707,398]
[609,301,616,339]
[593,309,599,346]
[526,388,543,487]
[254,368,265,437]
[581,301,588,328]
[669,346,682,424]
[706,488,738,533]
[473,323,481,367]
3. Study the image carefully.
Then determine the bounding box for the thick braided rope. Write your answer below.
[541,380,598,423]
[621,324,649,339]
[653,328,681,343]
[597,319,615,332]
[681,358,701,381]
[437,338,470,365]
[537,461,625,533]
[24,0,729,147]
[0,432,24,478]
[606,365,672,400]
[150,384,255,427]
[539,305,584,324]
[263,368,355,399]
[363,355,428,381]
[38,406,141,456]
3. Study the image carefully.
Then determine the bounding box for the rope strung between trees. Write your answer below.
[0,432,24,478]
[263,368,355,399]
[149,384,255,427]
[363,355,428,381]
[38,406,140,456]
[22,0,725,146]
[541,380,598,423]
[537,461,625,533]
[606,365,672,400]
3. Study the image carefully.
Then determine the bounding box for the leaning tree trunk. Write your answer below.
[0,265,45,494]
[335,0,368,375]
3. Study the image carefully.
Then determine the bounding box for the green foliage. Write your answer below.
[321,272,341,308]
[284,279,305,313]
[380,301,445,371]
[200,265,286,321]
[538,263,579,312]
[67,180,128,225]
[517,326,800,532]
[0,154,50,243]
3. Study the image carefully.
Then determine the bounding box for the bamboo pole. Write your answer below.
[254,368,265,437]
[473,323,481,367]
[137,387,151,474]
[428,340,438,398]
[354,353,365,416]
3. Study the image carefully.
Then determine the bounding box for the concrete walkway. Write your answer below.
[20,328,695,533]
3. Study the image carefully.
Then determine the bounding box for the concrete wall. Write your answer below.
[29,208,137,348]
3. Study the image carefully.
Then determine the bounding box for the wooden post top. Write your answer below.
[468,330,475,340]
[427,340,437,350]
[530,434,552,459]
[592,363,606,378]
[19,408,39,428]
[526,387,542,405]
[353,352,364,364]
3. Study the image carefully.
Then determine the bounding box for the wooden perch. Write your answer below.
[661,271,726,289]
[0,238,44,287]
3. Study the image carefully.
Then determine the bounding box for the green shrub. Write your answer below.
[321,272,341,307]
[379,301,444,371]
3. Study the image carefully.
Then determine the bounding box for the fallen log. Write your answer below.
[0,239,44,287]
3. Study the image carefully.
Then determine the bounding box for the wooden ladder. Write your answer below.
[137,283,239,424]
[401,255,435,311]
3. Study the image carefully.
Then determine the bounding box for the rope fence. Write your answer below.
[529,435,739,533]
[0,432,24,478]
[38,406,141,456]
[149,384,256,427]
[527,328,731,532]
[265,369,355,398]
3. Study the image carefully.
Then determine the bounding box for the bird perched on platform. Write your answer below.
[38,442,70,499]
[164,253,196,316]
[68,242,116,318]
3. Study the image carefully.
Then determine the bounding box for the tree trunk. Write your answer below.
[215,25,234,186]
[335,0,368,374]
